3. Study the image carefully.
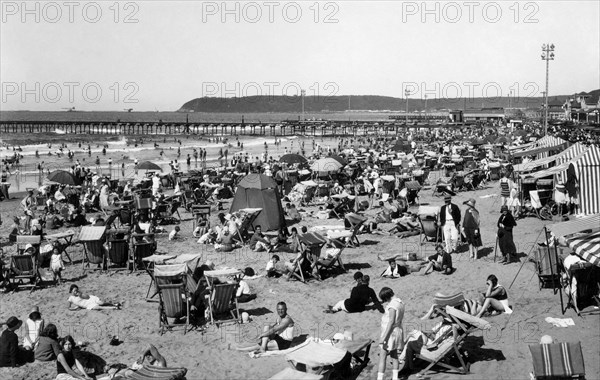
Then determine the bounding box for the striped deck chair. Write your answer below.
[120,364,188,380]
[344,213,367,247]
[10,255,40,293]
[80,226,107,273]
[416,306,491,376]
[107,239,129,271]
[207,283,240,327]
[157,283,190,335]
[529,342,585,379]
[419,216,441,246]
[535,244,562,291]
[132,241,157,272]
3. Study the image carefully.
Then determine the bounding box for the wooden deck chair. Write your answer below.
[529,342,585,379]
[433,293,466,309]
[334,338,373,371]
[236,208,262,244]
[419,215,441,246]
[535,244,562,291]
[16,235,42,255]
[132,240,157,272]
[157,283,190,335]
[285,340,350,379]
[118,207,133,227]
[416,306,491,376]
[206,283,240,327]
[344,213,367,247]
[79,226,107,273]
[106,238,129,271]
[10,255,40,293]
[316,239,347,279]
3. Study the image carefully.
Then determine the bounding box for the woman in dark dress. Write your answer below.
[497,205,517,264]
[462,198,482,260]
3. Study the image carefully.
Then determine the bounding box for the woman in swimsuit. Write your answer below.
[476,274,512,318]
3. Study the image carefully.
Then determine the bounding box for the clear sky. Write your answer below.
[1,0,598,111]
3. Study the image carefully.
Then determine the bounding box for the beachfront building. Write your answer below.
[388,111,451,123]
[563,93,600,123]
[462,108,505,122]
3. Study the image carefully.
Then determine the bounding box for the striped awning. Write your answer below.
[515,143,589,173]
[569,145,600,215]
[565,231,600,267]
[546,214,600,237]
[522,146,590,180]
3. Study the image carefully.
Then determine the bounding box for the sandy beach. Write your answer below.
[1,137,599,380]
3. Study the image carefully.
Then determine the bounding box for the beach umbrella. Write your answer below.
[469,138,485,146]
[47,170,80,185]
[137,161,162,171]
[329,154,348,166]
[311,157,343,173]
[279,154,308,165]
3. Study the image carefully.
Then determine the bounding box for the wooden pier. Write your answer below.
[0,120,436,137]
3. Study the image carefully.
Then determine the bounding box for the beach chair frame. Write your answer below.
[16,235,42,255]
[9,255,40,293]
[206,282,240,327]
[157,283,191,335]
[82,240,107,274]
[316,238,347,280]
[416,306,490,376]
[529,342,586,379]
[418,215,442,247]
[132,238,157,272]
[106,237,130,272]
[344,213,367,248]
[534,244,563,292]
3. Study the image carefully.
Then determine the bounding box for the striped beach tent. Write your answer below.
[567,145,600,215]
[565,231,600,268]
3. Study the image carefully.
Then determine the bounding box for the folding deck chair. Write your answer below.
[285,340,351,379]
[535,244,563,291]
[16,235,42,255]
[268,367,323,380]
[343,213,367,247]
[106,236,129,272]
[79,226,107,273]
[315,236,347,280]
[529,341,585,379]
[416,306,491,376]
[291,232,329,282]
[157,283,191,335]
[334,338,373,372]
[9,255,40,293]
[235,208,263,244]
[418,206,442,250]
[132,237,157,272]
[205,268,241,327]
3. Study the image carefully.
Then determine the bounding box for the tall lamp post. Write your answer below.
[301,89,306,121]
[541,43,555,136]
[404,88,410,126]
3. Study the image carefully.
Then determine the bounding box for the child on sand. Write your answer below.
[50,247,65,285]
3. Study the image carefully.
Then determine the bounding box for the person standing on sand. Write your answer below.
[377,287,404,380]
[462,198,482,260]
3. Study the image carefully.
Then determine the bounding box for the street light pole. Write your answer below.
[405,89,410,125]
[541,43,555,136]
[301,89,306,121]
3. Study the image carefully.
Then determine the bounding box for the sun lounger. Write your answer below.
[529,342,585,379]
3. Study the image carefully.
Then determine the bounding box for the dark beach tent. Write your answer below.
[280,154,308,165]
[230,174,286,231]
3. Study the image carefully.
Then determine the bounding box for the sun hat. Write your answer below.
[6,316,23,330]
[241,312,251,324]
[463,198,476,207]
[29,306,41,320]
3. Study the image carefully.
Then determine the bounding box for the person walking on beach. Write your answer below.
[377,287,404,380]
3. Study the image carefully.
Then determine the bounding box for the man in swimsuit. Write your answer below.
[234,302,294,353]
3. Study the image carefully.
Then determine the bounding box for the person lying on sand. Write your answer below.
[105,344,167,379]
[68,285,121,311]
[234,302,294,353]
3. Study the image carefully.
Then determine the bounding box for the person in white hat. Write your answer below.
[23,306,45,350]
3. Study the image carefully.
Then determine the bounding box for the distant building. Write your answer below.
[563,93,600,123]
[463,108,505,122]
